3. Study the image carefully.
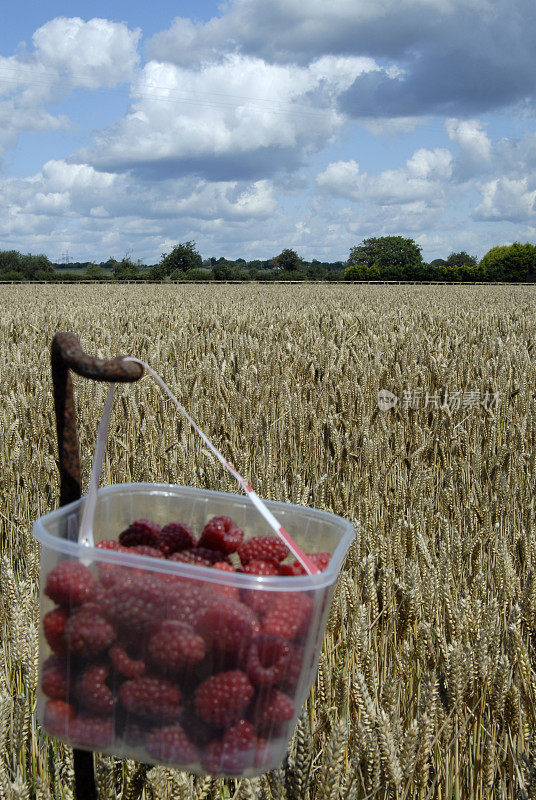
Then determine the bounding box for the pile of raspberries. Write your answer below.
[41,515,331,775]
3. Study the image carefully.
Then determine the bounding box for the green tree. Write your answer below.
[446,251,478,268]
[20,253,55,280]
[347,236,423,280]
[273,249,302,272]
[182,267,213,281]
[0,250,23,275]
[479,242,536,282]
[160,241,202,276]
[83,263,108,280]
[213,260,236,280]
[344,263,381,281]
[113,257,140,280]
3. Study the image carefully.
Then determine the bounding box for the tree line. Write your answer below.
[1,237,535,283]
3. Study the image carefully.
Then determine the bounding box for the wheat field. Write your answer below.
[2,283,536,800]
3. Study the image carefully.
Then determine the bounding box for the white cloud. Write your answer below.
[317,147,452,205]
[0,18,140,161]
[32,17,140,88]
[474,177,536,222]
[446,119,491,161]
[78,54,381,179]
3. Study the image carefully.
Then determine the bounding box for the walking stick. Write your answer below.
[50,332,143,800]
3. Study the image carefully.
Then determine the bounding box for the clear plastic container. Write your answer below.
[33,482,354,777]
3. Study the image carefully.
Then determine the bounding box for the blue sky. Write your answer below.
[1,1,536,264]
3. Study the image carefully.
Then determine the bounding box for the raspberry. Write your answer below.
[262,592,313,641]
[211,562,240,600]
[179,704,218,747]
[202,720,258,774]
[277,563,302,576]
[45,561,94,608]
[198,516,244,555]
[69,714,114,748]
[120,677,182,722]
[194,670,254,727]
[146,724,199,764]
[119,518,161,548]
[241,588,275,617]
[165,582,213,625]
[288,552,332,575]
[96,540,128,551]
[148,620,206,672]
[64,609,115,657]
[121,718,150,747]
[170,548,230,568]
[43,607,68,656]
[195,598,260,657]
[109,644,146,679]
[128,545,165,559]
[158,522,196,556]
[75,664,116,715]
[243,559,279,576]
[251,688,294,735]
[245,635,291,687]
[99,572,165,632]
[238,536,290,566]
[43,699,75,737]
[277,644,304,693]
[41,655,69,700]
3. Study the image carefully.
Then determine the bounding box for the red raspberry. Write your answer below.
[109,644,146,679]
[148,620,206,672]
[195,598,260,657]
[43,699,75,737]
[128,545,165,559]
[120,677,182,722]
[119,518,161,548]
[251,688,294,735]
[238,536,290,566]
[146,724,198,764]
[288,552,332,575]
[240,583,276,616]
[99,572,165,632]
[277,563,302,576]
[262,592,313,641]
[194,670,254,727]
[121,718,150,747]
[198,516,244,555]
[179,704,218,747]
[170,548,230,568]
[43,607,68,656]
[165,582,213,624]
[41,655,69,700]
[202,720,258,774]
[158,522,196,556]
[69,714,114,748]
[277,643,304,693]
[64,609,115,657]
[245,635,291,687]
[96,540,128,551]
[211,562,239,600]
[243,559,279,576]
[75,664,116,714]
[45,561,94,608]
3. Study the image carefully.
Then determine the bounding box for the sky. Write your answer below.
[1,1,536,264]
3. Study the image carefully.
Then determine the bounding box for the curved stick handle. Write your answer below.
[51,332,143,506]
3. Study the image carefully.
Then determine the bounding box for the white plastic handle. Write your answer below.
[78,360,319,575]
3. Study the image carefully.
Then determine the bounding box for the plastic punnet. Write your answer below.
[34,482,354,777]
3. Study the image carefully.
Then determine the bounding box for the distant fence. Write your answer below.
[1,279,536,286]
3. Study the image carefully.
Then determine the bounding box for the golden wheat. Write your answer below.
[2,283,536,799]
